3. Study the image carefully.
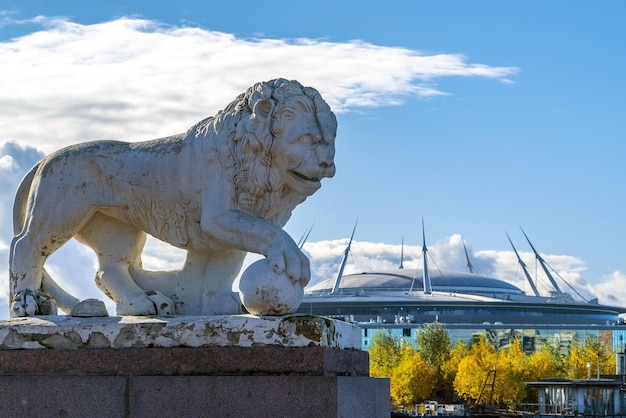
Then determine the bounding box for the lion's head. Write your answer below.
[189,79,337,225]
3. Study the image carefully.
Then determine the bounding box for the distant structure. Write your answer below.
[297,227,626,353]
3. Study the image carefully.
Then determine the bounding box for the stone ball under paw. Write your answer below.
[238,259,304,316]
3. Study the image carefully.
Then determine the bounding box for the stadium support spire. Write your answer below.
[297,223,314,249]
[520,227,562,294]
[462,236,474,274]
[399,236,405,269]
[422,219,432,295]
[331,220,358,294]
[507,232,541,297]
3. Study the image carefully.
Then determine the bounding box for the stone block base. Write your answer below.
[0,316,390,417]
[1,375,390,418]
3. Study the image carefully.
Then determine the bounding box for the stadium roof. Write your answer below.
[306,268,524,296]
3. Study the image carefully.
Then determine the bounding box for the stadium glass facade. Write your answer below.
[359,324,626,356]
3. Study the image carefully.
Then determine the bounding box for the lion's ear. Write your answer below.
[253,99,274,120]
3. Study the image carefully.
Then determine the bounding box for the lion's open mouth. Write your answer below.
[291,170,321,183]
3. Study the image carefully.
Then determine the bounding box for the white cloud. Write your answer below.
[0,155,18,170]
[0,16,519,153]
[140,236,187,272]
[591,271,626,307]
[303,236,486,286]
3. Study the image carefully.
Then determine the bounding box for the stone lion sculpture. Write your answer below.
[9,78,336,317]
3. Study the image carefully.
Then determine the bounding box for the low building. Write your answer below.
[526,378,624,416]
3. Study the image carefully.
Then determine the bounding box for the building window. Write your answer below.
[403,328,411,337]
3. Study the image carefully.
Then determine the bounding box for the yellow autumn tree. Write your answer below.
[444,339,469,385]
[566,336,614,379]
[369,330,438,407]
[455,337,532,408]
[454,336,498,404]
[587,335,615,376]
[567,341,592,379]
[390,344,436,406]
[495,338,529,408]
[528,342,566,381]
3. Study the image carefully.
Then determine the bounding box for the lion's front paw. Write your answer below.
[266,233,311,287]
[115,290,174,316]
[11,289,57,317]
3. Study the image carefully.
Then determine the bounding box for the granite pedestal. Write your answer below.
[0,314,389,417]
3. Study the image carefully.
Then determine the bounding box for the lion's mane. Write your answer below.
[188,78,336,224]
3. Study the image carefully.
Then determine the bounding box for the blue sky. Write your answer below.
[1,1,625,316]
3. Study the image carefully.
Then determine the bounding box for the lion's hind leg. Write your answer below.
[76,213,175,316]
[9,194,94,317]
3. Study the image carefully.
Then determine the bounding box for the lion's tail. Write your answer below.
[13,162,40,235]
[41,268,81,314]
[12,162,82,314]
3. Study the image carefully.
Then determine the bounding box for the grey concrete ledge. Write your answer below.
[0,314,361,350]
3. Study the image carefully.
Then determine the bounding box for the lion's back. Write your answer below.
[33,134,206,201]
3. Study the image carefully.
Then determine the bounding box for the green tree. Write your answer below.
[416,322,453,401]
[368,330,402,377]
[416,322,452,370]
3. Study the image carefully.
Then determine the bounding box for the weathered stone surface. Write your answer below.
[128,376,390,418]
[0,375,390,418]
[0,346,369,376]
[0,375,126,418]
[0,314,360,350]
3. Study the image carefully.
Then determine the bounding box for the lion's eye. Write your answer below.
[299,134,320,145]
[299,135,313,145]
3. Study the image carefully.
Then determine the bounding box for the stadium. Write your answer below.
[296,231,626,353]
